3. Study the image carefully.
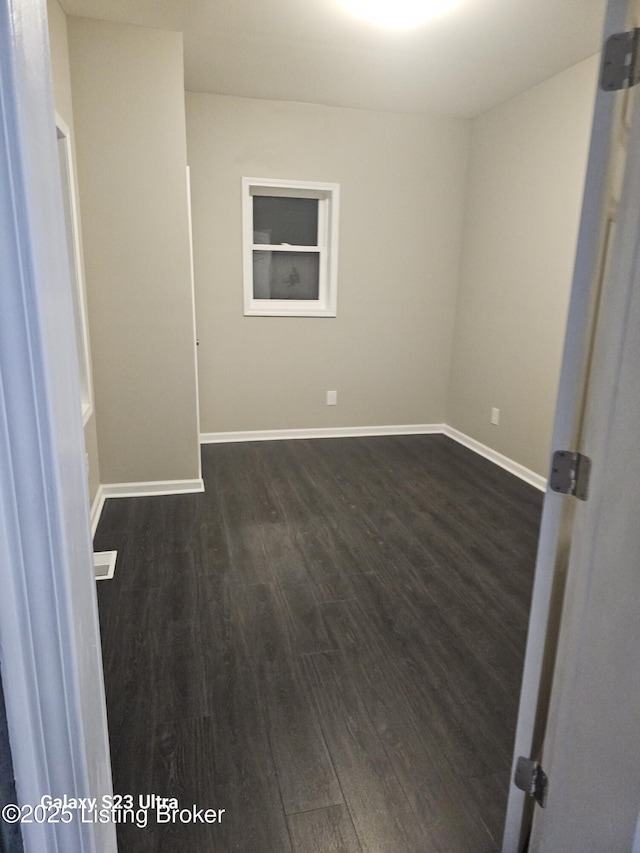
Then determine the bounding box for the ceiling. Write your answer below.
[59,0,607,118]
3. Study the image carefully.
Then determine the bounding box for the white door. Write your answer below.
[503,0,640,848]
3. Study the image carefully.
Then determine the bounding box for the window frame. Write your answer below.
[242,177,340,317]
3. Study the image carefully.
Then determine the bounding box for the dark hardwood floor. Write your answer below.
[94,434,542,852]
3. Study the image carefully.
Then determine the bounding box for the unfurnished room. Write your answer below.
[4,0,640,851]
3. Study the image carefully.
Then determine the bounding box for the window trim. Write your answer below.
[242,177,340,317]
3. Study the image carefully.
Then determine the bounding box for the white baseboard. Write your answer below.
[89,428,543,543]
[200,424,446,444]
[90,485,106,539]
[90,479,204,538]
[199,423,545,491]
[94,550,117,581]
[444,426,547,492]
[101,478,205,499]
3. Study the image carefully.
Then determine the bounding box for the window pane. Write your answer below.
[253,196,318,246]
[253,251,320,300]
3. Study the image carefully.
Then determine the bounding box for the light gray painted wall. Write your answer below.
[448,56,599,476]
[47,0,101,504]
[67,17,200,484]
[186,93,470,434]
[53,15,597,480]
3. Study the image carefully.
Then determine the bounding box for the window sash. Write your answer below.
[242,177,339,317]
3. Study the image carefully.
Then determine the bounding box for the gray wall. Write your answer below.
[51,7,598,482]
[186,93,470,434]
[47,0,101,504]
[448,56,599,476]
[67,17,200,484]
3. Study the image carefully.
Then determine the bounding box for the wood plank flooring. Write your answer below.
[95,434,542,852]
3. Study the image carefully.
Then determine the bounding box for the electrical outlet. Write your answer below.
[326,390,337,406]
[491,407,500,426]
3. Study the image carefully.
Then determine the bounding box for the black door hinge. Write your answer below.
[514,757,549,808]
[549,451,591,501]
[601,28,640,91]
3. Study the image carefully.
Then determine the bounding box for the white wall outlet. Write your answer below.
[326,390,337,406]
[491,407,500,426]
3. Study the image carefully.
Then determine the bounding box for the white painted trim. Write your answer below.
[90,478,205,538]
[100,478,205,499]
[89,428,545,557]
[242,177,340,317]
[503,9,626,845]
[200,424,446,443]
[186,166,202,481]
[90,484,106,539]
[94,551,117,581]
[200,424,547,491]
[55,111,95,426]
[0,2,115,848]
[444,426,547,491]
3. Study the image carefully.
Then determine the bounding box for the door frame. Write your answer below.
[0,1,114,850]
[502,0,629,848]
[529,47,640,846]
[55,110,95,428]
[186,165,202,478]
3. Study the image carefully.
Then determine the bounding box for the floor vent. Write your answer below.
[94,551,117,581]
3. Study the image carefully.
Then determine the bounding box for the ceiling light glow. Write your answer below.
[340,0,460,29]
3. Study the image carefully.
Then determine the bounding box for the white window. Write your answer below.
[242,177,340,317]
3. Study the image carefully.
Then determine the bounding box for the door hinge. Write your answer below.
[514,757,549,808]
[601,28,640,91]
[549,450,591,501]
